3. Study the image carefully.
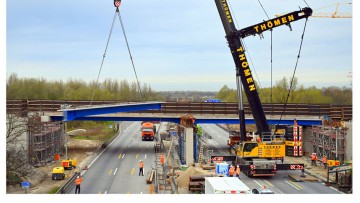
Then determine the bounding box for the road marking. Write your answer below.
[136,154,139,159]
[253,180,263,188]
[285,180,300,190]
[122,154,125,159]
[263,179,273,187]
[290,181,303,189]
[109,169,112,175]
[131,168,134,175]
[147,144,149,149]
[113,168,118,175]
[118,154,122,159]
[104,191,108,194]
[140,192,143,194]
[145,154,147,159]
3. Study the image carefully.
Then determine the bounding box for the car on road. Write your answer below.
[251,187,275,194]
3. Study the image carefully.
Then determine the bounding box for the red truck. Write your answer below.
[141,122,156,141]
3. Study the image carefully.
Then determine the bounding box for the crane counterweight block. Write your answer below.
[237,7,313,39]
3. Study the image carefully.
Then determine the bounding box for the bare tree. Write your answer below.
[6,113,31,185]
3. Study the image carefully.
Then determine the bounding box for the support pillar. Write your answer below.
[185,127,194,165]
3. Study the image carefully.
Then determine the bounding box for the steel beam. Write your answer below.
[59,102,162,121]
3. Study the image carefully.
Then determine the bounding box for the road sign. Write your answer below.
[22,181,30,193]
[22,181,30,189]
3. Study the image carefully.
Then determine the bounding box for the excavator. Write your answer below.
[214,0,312,176]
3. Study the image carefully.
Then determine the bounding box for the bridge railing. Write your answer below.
[6,100,352,121]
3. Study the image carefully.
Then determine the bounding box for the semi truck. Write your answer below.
[141,122,156,141]
[205,177,251,194]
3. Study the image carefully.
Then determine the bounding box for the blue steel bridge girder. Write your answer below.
[60,102,163,121]
[51,115,322,126]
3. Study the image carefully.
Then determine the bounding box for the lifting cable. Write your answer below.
[90,10,117,106]
[117,9,144,100]
[90,3,143,106]
[257,0,274,118]
[277,17,309,126]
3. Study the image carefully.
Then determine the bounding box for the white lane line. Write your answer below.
[104,191,108,194]
[140,192,143,194]
[285,180,300,190]
[122,154,125,159]
[253,180,263,188]
[145,154,147,159]
[113,168,118,175]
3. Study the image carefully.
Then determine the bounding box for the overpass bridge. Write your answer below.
[6,99,352,124]
[6,99,352,165]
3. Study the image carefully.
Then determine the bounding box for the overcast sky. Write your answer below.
[5,0,354,91]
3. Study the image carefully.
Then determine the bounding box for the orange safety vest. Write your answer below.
[139,162,144,168]
[75,177,83,185]
[160,155,164,165]
[310,154,315,160]
[322,157,327,164]
[236,167,240,175]
[229,166,235,175]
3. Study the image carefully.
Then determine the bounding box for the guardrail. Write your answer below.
[6,100,352,121]
[56,172,79,194]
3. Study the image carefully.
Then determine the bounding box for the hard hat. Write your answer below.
[140,160,142,162]
[77,176,80,178]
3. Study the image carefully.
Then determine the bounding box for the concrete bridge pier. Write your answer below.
[184,127,194,165]
[180,116,196,166]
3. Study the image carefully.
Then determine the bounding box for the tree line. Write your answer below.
[6,73,162,101]
[6,74,352,105]
[216,77,352,105]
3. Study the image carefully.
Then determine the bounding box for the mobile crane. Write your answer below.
[214,0,312,176]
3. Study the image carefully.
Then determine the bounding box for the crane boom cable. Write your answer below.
[228,0,262,90]
[257,0,274,118]
[117,10,144,100]
[90,10,118,106]
[277,18,309,125]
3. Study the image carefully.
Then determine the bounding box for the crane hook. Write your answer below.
[114,0,121,8]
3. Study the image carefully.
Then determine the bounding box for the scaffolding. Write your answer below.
[28,116,64,166]
[307,125,346,163]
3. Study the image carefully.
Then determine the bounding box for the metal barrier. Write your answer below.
[6,100,352,121]
[56,172,79,194]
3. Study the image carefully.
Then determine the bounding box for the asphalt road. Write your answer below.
[199,124,343,194]
[65,122,343,194]
[68,121,157,194]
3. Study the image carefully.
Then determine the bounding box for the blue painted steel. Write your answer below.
[51,115,322,126]
[62,102,162,121]
[179,132,185,165]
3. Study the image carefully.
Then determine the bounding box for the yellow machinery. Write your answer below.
[61,159,77,170]
[52,167,65,180]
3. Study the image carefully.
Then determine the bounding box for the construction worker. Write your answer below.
[75,175,83,194]
[236,165,241,178]
[310,153,315,166]
[322,156,327,169]
[314,153,318,166]
[229,165,235,177]
[139,160,144,176]
[256,137,261,143]
[160,154,165,166]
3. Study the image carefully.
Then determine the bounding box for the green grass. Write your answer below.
[48,186,60,194]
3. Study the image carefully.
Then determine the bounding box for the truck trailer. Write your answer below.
[205,177,251,194]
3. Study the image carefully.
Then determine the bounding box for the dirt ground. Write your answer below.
[7,138,102,194]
